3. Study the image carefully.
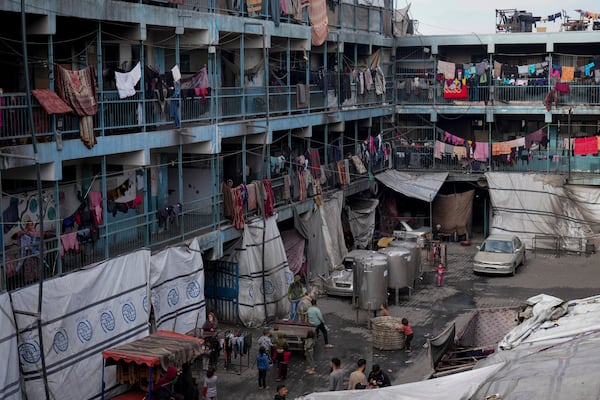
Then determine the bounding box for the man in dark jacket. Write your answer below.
[367,364,391,388]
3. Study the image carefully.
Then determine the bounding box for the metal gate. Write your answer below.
[204,260,239,324]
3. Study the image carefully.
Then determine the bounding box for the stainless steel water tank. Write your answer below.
[390,240,422,287]
[350,250,389,311]
[378,246,411,290]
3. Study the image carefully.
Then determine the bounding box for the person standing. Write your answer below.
[256,346,271,390]
[307,299,333,348]
[395,318,414,352]
[329,357,345,391]
[347,359,368,390]
[288,275,305,321]
[304,330,316,374]
[274,332,288,381]
[274,384,288,400]
[258,328,274,361]
[203,312,218,332]
[202,367,218,400]
[435,263,446,287]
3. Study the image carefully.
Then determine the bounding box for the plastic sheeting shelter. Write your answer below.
[345,198,379,249]
[375,171,448,203]
[432,190,475,236]
[486,172,598,251]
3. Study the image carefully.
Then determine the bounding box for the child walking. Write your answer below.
[435,263,446,287]
[395,318,414,352]
[304,330,316,374]
[202,367,217,400]
[256,346,270,390]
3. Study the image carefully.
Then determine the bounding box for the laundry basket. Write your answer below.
[371,316,405,350]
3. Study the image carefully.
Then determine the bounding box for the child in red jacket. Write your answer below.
[395,318,414,352]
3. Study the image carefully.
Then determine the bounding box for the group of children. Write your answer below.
[256,328,296,390]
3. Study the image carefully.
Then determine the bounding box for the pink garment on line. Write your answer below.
[473,141,489,161]
[88,191,103,224]
[60,232,79,257]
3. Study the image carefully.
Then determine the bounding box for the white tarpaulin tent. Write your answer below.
[375,171,448,203]
[304,363,505,399]
[472,294,600,399]
[294,192,347,279]
[150,238,205,334]
[486,172,597,251]
[10,250,150,400]
[225,215,292,327]
[345,198,379,249]
[0,292,21,400]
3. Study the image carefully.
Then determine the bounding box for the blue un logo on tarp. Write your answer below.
[186,281,201,298]
[101,311,116,332]
[167,288,180,307]
[19,341,41,364]
[53,329,69,353]
[77,320,93,343]
[122,303,137,323]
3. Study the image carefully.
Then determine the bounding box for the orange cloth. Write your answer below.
[561,66,575,81]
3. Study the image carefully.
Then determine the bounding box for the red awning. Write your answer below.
[31,89,73,114]
[102,330,204,369]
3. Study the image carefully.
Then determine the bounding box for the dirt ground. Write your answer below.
[206,238,600,399]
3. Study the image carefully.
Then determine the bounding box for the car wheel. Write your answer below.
[511,264,516,276]
[522,252,526,266]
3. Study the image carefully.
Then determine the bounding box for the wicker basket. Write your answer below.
[371,316,405,350]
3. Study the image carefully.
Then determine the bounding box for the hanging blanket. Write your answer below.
[54,64,98,148]
[309,0,328,46]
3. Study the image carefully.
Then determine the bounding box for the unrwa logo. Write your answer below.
[19,341,41,364]
[122,302,137,323]
[101,311,116,332]
[53,329,69,353]
[167,288,180,307]
[186,281,201,298]
[77,320,93,343]
[260,280,275,296]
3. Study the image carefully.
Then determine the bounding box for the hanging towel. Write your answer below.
[561,66,574,81]
[115,62,141,99]
[171,65,181,82]
[473,141,489,161]
[308,0,328,46]
[437,60,455,80]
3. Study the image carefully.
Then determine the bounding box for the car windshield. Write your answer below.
[481,239,513,253]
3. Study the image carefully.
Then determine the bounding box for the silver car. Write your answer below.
[473,234,526,276]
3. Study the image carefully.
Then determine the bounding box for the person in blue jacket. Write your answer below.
[256,345,271,390]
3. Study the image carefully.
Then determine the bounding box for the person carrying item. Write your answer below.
[307,298,333,348]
